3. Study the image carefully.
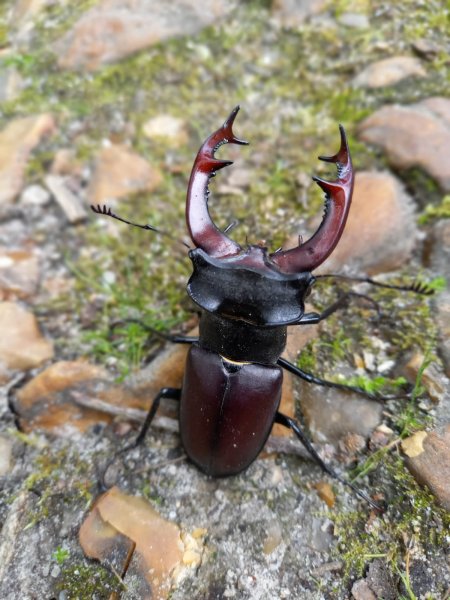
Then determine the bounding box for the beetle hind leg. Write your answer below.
[275,412,381,510]
[99,387,181,490]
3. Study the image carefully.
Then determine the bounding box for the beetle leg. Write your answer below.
[278,355,409,402]
[100,387,181,490]
[315,274,435,296]
[278,357,379,400]
[275,412,382,510]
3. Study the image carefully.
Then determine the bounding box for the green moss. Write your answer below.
[56,562,122,599]
[23,448,93,530]
[418,195,450,225]
[333,454,450,584]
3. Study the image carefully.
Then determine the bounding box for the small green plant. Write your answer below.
[52,547,70,565]
[418,195,450,224]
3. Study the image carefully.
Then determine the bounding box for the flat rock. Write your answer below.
[0,246,40,299]
[319,171,417,274]
[428,220,450,377]
[299,382,383,444]
[0,302,53,370]
[404,425,450,510]
[353,56,426,88]
[87,144,162,204]
[358,97,450,191]
[271,0,328,27]
[14,360,109,434]
[0,114,56,205]
[54,0,237,71]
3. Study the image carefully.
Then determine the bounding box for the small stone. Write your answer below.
[45,175,87,224]
[319,171,417,274]
[54,0,237,71]
[50,149,82,177]
[412,39,440,60]
[358,97,450,191]
[353,56,426,88]
[402,353,446,403]
[20,184,51,206]
[0,435,13,475]
[50,565,60,578]
[142,115,188,146]
[338,13,370,29]
[271,0,328,28]
[299,382,383,444]
[0,114,56,205]
[405,425,450,510]
[87,144,162,204]
[352,579,376,600]
[0,302,53,370]
[0,247,40,299]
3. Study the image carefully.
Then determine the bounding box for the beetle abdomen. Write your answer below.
[180,344,283,477]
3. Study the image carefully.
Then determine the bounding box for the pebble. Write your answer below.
[87,143,162,204]
[0,114,55,205]
[0,247,40,299]
[20,184,51,206]
[271,0,328,28]
[54,0,237,71]
[337,13,370,29]
[358,97,450,191]
[0,435,12,476]
[0,301,53,371]
[353,56,426,88]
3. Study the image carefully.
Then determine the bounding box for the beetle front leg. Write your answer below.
[275,412,381,510]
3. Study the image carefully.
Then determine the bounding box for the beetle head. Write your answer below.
[186,107,353,327]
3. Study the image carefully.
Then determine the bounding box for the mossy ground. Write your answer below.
[1,0,449,597]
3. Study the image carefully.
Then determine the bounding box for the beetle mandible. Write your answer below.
[92,107,429,508]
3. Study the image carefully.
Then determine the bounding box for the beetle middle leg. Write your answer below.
[275,412,381,510]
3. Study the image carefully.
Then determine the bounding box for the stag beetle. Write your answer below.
[92,107,431,508]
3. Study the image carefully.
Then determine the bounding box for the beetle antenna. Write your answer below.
[315,274,435,295]
[91,204,191,249]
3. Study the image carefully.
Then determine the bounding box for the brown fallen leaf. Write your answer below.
[80,487,185,600]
